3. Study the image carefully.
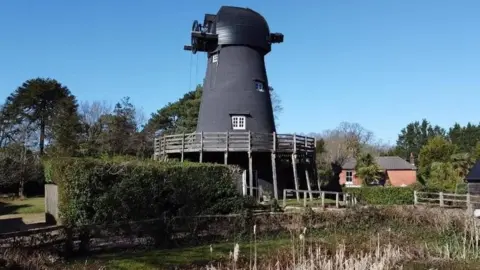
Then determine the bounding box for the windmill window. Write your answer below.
[255,81,264,92]
[231,116,246,130]
[212,54,218,63]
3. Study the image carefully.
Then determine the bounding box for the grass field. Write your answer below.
[0,196,44,215]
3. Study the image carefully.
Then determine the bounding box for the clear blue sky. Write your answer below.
[1,1,479,144]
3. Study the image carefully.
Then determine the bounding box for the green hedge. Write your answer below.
[43,158,250,226]
[343,186,415,205]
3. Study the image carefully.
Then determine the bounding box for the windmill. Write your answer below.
[155,6,316,201]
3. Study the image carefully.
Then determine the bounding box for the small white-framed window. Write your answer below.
[346,171,353,184]
[231,115,246,130]
[255,81,264,92]
[212,54,218,63]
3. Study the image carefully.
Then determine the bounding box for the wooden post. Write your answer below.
[271,154,278,200]
[303,191,307,207]
[293,133,297,153]
[321,191,325,208]
[248,131,253,196]
[283,189,287,207]
[439,192,444,207]
[305,167,313,201]
[467,193,471,212]
[199,132,203,163]
[272,132,278,200]
[181,133,185,162]
[162,136,166,160]
[413,190,418,205]
[335,192,340,208]
[242,170,247,196]
[224,131,229,165]
[291,154,300,201]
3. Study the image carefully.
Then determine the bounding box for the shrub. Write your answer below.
[44,158,249,226]
[343,186,415,205]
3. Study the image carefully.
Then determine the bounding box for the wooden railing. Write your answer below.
[154,132,316,156]
[414,191,480,210]
[282,189,357,208]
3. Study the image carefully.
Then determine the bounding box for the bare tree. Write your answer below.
[80,100,112,127]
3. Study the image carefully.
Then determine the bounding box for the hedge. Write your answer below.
[43,158,251,226]
[343,186,415,205]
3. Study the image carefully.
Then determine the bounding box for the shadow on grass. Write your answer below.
[0,201,31,216]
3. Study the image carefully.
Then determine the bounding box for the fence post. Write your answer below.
[303,191,307,207]
[283,189,287,207]
[413,190,418,205]
[335,192,339,208]
[439,192,444,207]
[321,192,325,208]
[467,193,471,212]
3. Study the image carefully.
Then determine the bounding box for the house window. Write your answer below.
[212,54,218,63]
[231,116,246,130]
[255,81,264,92]
[346,171,353,184]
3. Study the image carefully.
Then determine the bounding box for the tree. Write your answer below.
[448,122,480,153]
[394,119,446,161]
[2,78,80,156]
[354,153,383,185]
[427,162,462,192]
[312,122,376,191]
[418,136,457,187]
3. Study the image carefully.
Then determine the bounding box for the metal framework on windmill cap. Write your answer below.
[154,6,316,201]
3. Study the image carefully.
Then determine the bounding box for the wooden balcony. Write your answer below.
[154,132,316,156]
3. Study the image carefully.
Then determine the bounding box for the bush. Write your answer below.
[44,158,250,226]
[343,186,415,205]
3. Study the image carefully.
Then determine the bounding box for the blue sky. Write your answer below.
[1,1,479,145]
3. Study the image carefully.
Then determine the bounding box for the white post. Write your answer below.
[336,192,340,208]
[439,192,444,207]
[283,189,287,207]
[242,170,247,196]
[321,192,325,208]
[414,190,418,205]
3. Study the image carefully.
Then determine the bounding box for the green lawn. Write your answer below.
[78,238,292,269]
[0,196,44,215]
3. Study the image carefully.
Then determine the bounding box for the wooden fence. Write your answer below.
[282,189,356,208]
[414,191,480,209]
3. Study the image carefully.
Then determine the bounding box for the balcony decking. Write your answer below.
[154,132,315,157]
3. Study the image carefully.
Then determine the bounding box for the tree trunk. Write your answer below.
[39,120,45,156]
[18,180,24,199]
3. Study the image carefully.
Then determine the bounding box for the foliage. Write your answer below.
[44,158,250,226]
[344,187,414,205]
[1,78,80,156]
[354,153,383,185]
[0,143,44,197]
[393,119,446,161]
[427,162,463,193]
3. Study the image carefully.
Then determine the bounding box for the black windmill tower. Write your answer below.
[156,6,316,201]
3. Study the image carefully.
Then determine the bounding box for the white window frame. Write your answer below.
[346,171,353,184]
[255,81,264,92]
[231,115,246,130]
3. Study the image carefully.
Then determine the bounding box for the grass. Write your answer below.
[86,239,292,270]
[0,196,44,215]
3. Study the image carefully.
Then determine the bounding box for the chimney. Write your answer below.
[409,152,415,166]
